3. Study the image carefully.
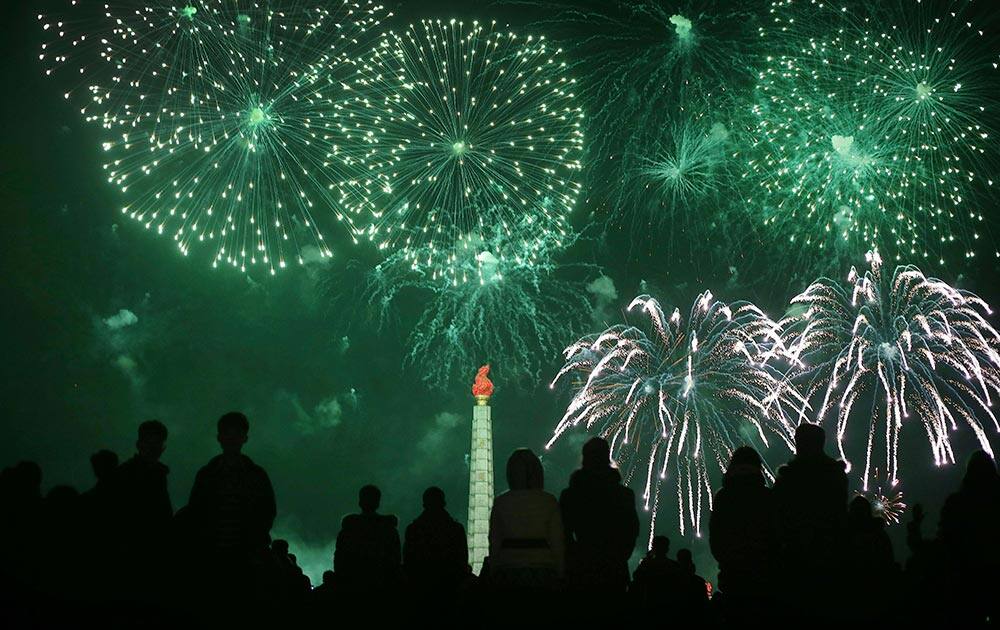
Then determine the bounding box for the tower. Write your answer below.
[467,364,495,575]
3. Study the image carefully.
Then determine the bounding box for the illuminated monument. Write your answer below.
[467,364,495,574]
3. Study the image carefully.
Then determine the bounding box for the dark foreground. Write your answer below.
[2,413,998,627]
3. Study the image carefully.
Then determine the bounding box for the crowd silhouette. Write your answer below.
[1,413,998,626]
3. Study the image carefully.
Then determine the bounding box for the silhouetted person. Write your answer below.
[189,412,276,555]
[312,570,338,605]
[116,421,172,535]
[631,535,682,608]
[843,495,896,622]
[560,437,639,597]
[0,461,43,598]
[80,449,119,597]
[84,449,119,500]
[267,539,309,604]
[903,503,948,626]
[42,485,83,605]
[109,420,173,607]
[335,484,401,594]
[676,549,709,622]
[709,446,777,621]
[487,449,564,591]
[0,461,43,531]
[187,412,276,615]
[773,423,848,620]
[938,450,1000,626]
[403,486,467,594]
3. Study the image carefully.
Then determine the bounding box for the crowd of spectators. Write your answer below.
[1,412,998,626]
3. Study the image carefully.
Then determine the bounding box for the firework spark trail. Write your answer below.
[39,1,389,274]
[344,18,584,285]
[636,120,731,212]
[511,1,760,252]
[782,250,1000,490]
[550,290,803,541]
[745,0,999,271]
[362,211,596,389]
[513,0,760,171]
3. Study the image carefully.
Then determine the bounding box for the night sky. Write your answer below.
[2,0,998,583]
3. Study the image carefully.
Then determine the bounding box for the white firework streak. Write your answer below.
[549,290,802,541]
[782,250,1000,490]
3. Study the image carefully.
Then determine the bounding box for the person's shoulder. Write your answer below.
[404,517,420,536]
[116,456,141,473]
[534,489,560,508]
[240,454,264,470]
[240,455,273,478]
[193,456,220,477]
[200,454,224,469]
[381,513,398,528]
[341,513,362,529]
[819,456,847,476]
[493,489,515,505]
[774,461,795,481]
[713,483,732,501]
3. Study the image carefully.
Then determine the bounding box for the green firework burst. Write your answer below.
[343,18,585,285]
[744,0,999,270]
[41,1,388,274]
[363,206,595,389]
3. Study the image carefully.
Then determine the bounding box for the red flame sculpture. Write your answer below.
[472,364,494,403]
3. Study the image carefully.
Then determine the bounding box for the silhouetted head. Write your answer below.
[359,484,381,513]
[14,461,43,488]
[961,450,999,493]
[137,420,168,462]
[794,423,826,457]
[581,437,611,469]
[272,539,290,555]
[724,446,762,483]
[506,448,544,491]
[677,549,695,574]
[322,570,335,585]
[90,449,119,480]
[217,412,249,455]
[423,486,446,510]
[650,535,670,557]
